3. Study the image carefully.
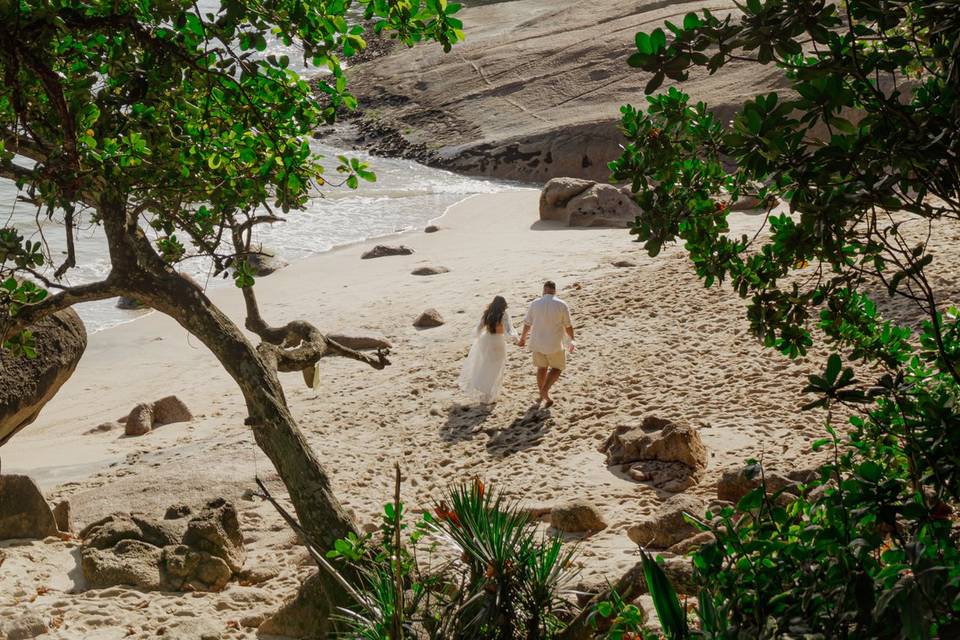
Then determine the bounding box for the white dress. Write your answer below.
[458,314,518,403]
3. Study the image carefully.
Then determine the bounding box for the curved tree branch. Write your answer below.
[1,277,119,340]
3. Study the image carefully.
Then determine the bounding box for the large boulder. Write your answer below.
[0,308,87,447]
[81,539,164,590]
[181,498,245,573]
[550,499,607,533]
[540,178,641,227]
[627,494,705,549]
[122,395,193,436]
[601,417,707,491]
[0,475,58,540]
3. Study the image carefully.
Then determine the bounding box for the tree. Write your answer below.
[613,0,959,636]
[0,0,464,629]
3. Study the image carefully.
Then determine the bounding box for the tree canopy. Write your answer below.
[1,1,464,633]
[613,0,960,636]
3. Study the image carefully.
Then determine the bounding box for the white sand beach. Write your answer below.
[8,188,950,638]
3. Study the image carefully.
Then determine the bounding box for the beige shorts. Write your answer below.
[533,350,566,371]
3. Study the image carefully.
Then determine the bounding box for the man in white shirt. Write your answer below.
[518,281,575,408]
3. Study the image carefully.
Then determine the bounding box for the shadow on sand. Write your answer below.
[485,404,552,457]
[440,403,495,443]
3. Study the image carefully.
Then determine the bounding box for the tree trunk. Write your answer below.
[99,196,355,634]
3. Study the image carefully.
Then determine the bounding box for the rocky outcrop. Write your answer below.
[626,494,704,549]
[0,475,59,540]
[361,245,414,259]
[540,178,641,227]
[79,499,245,593]
[122,395,193,436]
[601,417,707,491]
[0,308,87,447]
[549,499,607,533]
[413,308,444,328]
[116,296,145,309]
[345,0,777,182]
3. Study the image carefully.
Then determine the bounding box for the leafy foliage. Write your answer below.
[0,0,463,337]
[319,478,580,639]
[613,0,960,637]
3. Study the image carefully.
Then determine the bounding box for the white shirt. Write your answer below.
[524,294,572,354]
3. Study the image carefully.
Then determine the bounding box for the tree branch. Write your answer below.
[1,277,119,340]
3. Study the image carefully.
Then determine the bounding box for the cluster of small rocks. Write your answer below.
[86,395,193,437]
[79,498,245,593]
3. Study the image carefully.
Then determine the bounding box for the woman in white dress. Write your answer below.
[459,296,518,404]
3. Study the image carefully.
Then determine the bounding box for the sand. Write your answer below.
[4,189,956,638]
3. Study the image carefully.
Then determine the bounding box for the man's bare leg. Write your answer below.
[542,368,563,407]
[536,367,548,402]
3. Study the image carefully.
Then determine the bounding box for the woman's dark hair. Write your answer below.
[481,296,508,334]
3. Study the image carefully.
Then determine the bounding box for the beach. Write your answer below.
[1,188,838,638]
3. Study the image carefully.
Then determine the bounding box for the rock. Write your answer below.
[124,403,153,436]
[717,464,797,504]
[80,513,181,550]
[540,178,641,227]
[627,494,705,549]
[411,266,450,276]
[413,308,444,328]
[667,530,715,555]
[612,260,636,268]
[116,296,145,309]
[2,613,49,640]
[539,177,593,219]
[123,396,193,436]
[0,308,87,447]
[152,395,193,425]
[601,417,707,489]
[424,225,439,233]
[550,500,607,533]
[162,544,232,592]
[81,539,164,590]
[0,475,59,540]
[53,500,72,533]
[642,423,707,470]
[182,498,245,573]
[361,245,414,259]
[164,504,192,520]
[245,250,288,276]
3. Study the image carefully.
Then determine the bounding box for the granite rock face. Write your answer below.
[0,308,87,447]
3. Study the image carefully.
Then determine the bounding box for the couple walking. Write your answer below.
[458,281,575,408]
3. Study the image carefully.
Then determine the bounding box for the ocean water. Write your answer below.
[1,3,523,332]
[1,141,513,333]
